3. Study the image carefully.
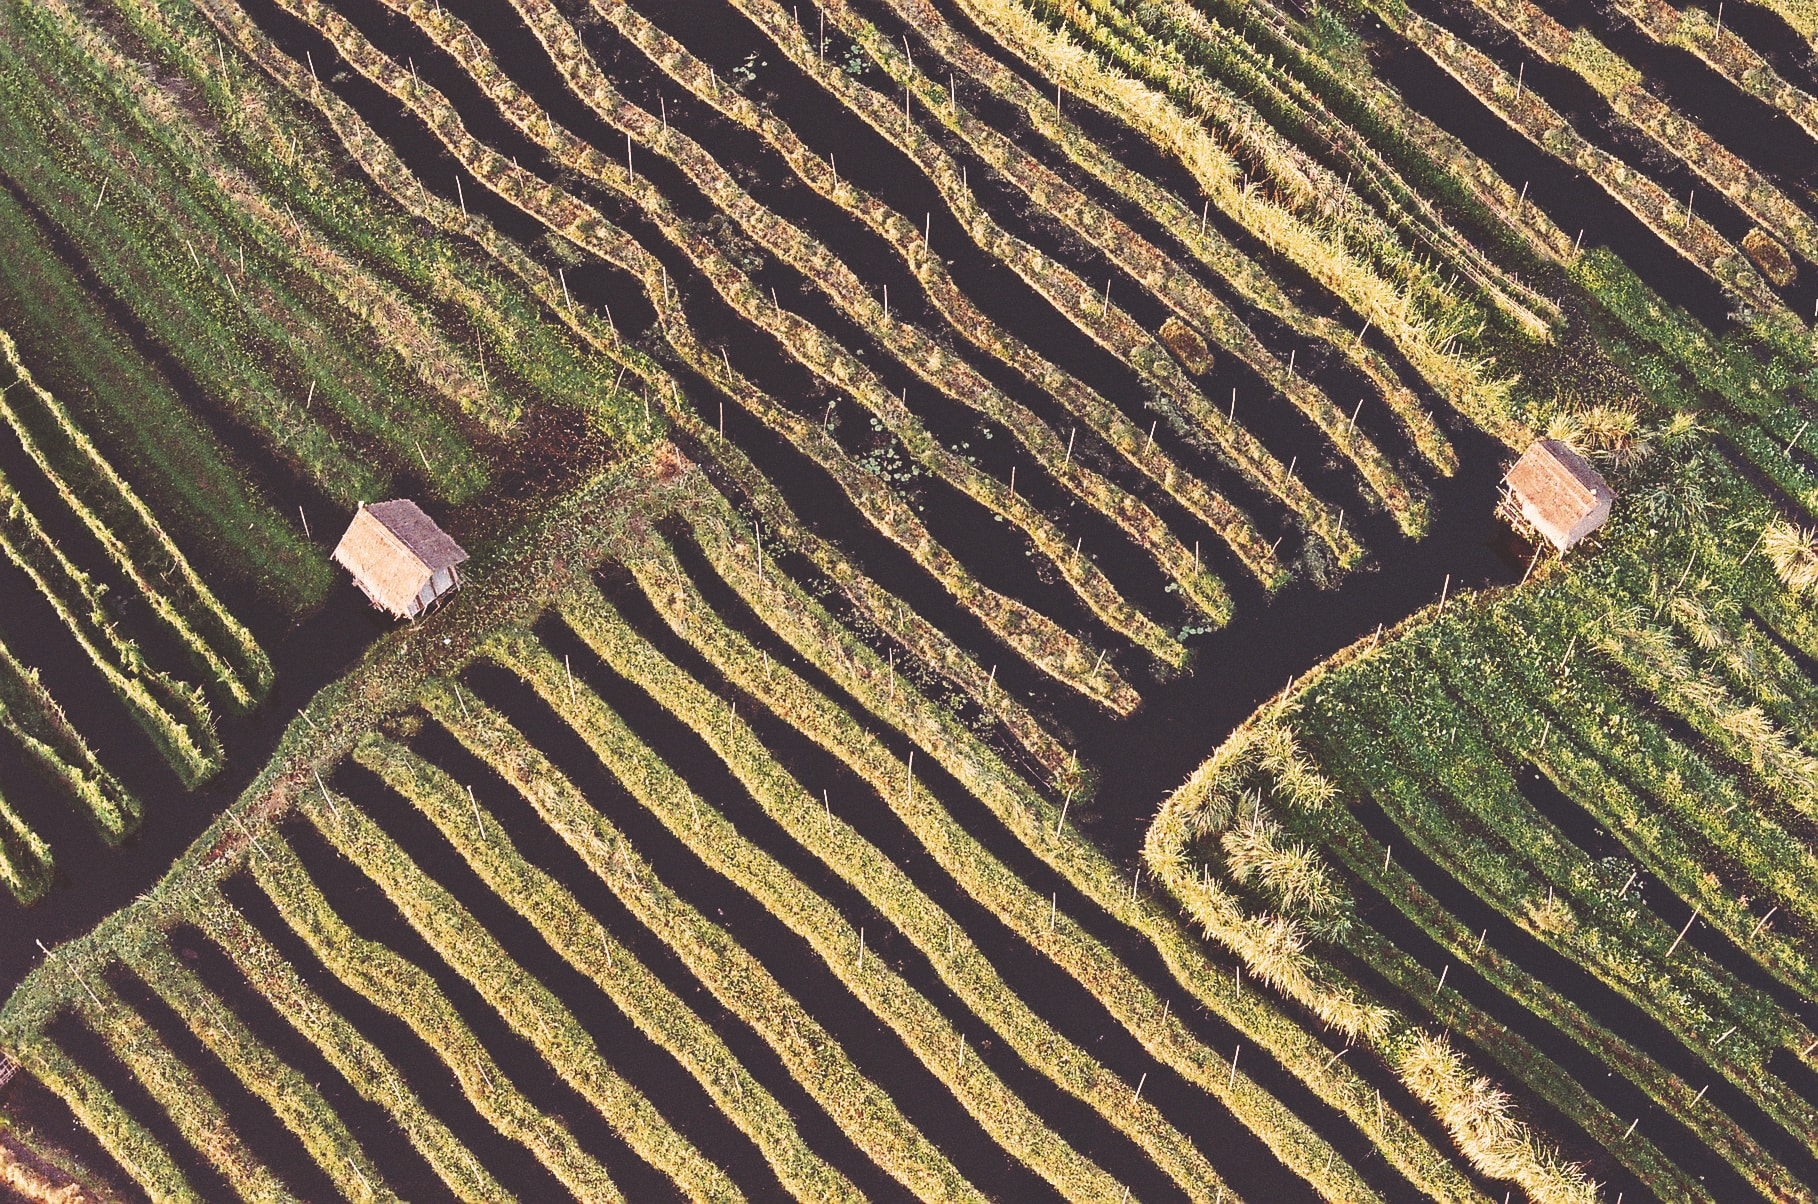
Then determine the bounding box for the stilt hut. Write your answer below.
[1500,439,1615,553]
[332,499,468,620]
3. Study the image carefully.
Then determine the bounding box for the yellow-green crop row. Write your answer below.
[0,469,221,787]
[194,892,510,1202]
[608,536,1399,1199]
[1624,0,1818,144]
[712,0,1390,554]
[110,0,649,450]
[497,0,1236,619]
[414,679,986,1203]
[0,328,267,713]
[0,782,52,906]
[469,645,1129,1200]
[304,791,739,1202]
[350,733,867,1203]
[79,977,295,1201]
[1467,0,1818,269]
[878,0,1476,462]
[0,630,137,847]
[1125,0,1561,325]
[827,0,1428,538]
[607,0,1275,582]
[678,489,1492,1201]
[125,940,394,1202]
[252,831,629,1202]
[952,0,1525,438]
[1029,0,1481,336]
[191,0,1086,766]
[1147,695,1601,1202]
[1310,668,1805,1199]
[733,0,1370,562]
[3,1031,199,1202]
[1368,3,1780,312]
[556,579,1244,1201]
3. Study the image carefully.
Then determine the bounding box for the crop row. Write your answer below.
[36,0,510,446]
[108,0,654,454]
[1365,1,1782,312]
[0,167,325,614]
[1147,698,1604,1203]
[1303,627,1800,1197]
[351,733,865,1201]
[672,481,1489,1199]
[252,830,629,1201]
[1034,0,1481,336]
[194,887,509,1201]
[375,0,1194,669]
[556,578,1267,1199]
[720,0,1387,553]
[1143,376,1818,1197]
[0,630,138,849]
[587,0,1285,586]
[508,0,1240,617]
[0,5,483,506]
[1122,0,1560,327]
[955,0,1523,436]
[467,642,1134,1199]
[189,0,1080,780]
[299,791,740,1200]
[887,0,1478,464]
[606,521,1403,1199]
[1461,0,1818,273]
[241,0,1142,708]
[1607,0,1818,146]
[415,677,986,1201]
[0,328,269,711]
[0,463,221,787]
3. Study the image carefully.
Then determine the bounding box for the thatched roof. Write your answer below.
[1504,439,1615,551]
[332,500,467,618]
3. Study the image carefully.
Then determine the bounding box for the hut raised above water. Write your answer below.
[1501,438,1615,553]
[332,499,468,620]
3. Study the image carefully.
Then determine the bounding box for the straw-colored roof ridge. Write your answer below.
[332,499,466,618]
[1504,439,1615,552]
[365,498,468,570]
[1506,439,1613,513]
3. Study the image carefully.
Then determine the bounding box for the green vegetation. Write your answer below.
[4,0,1818,1196]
